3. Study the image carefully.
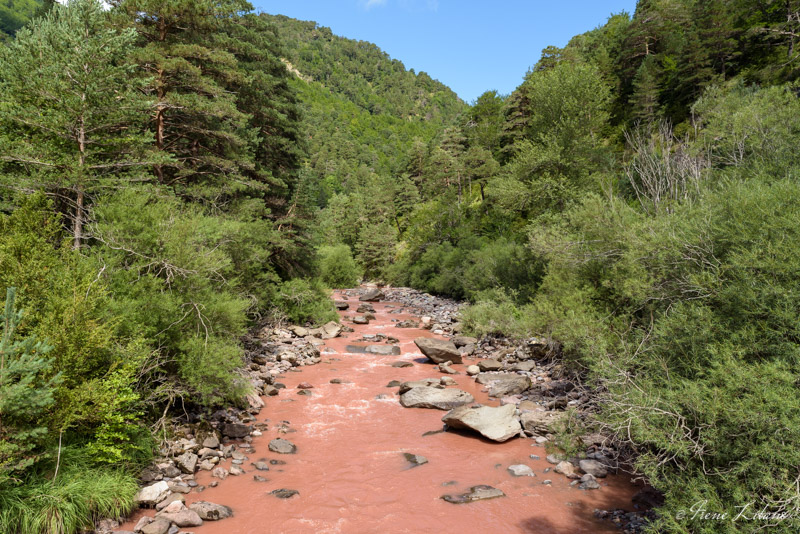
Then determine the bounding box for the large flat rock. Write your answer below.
[520,410,566,434]
[475,373,532,397]
[442,404,522,442]
[414,337,462,364]
[400,386,474,410]
[359,288,385,302]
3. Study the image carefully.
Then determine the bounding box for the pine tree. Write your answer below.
[630,54,662,123]
[0,287,60,481]
[0,0,158,249]
[113,0,253,200]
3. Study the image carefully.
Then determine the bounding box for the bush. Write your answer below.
[272,278,337,325]
[318,244,361,288]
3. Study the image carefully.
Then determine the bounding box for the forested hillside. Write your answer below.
[316,1,800,532]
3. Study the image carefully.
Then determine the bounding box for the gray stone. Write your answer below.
[359,288,385,302]
[134,515,153,532]
[579,459,608,478]
[399,386,474,410]
[201,436,220,449]
[321,321,342,339]
[414,337,462,364]
[451,335,478,348]
[155,509,203,528]
[579,474,601,490]
[403,453,428,467]
[391,361,413,368]
[507,464,536,477]
[441,404,521,442]
[154,493,185,512]
[365,344,401,356]
[520,410,566,435]
[251,461,270,471]
[270,488,299,499]
[268,438,297,454]
[134,481,170,507]
[176,452,198,474]
[353,316,369,325]
[334,300,350,310]
[554,461,577,478]
[475,373,532,397]
[140,519,171,534]
[441,485,505,504]
[477,359,503,372]
[221,423,251,439]
[189,501,233,521]
[399,378,442,393]
[466,365,480,376]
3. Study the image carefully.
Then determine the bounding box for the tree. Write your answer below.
[0,0,158,249]
[112,0,253,199]
[0,287,60,481]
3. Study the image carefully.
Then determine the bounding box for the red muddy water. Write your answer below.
[123,291,642,534]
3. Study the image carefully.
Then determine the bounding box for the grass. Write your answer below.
[0,446,139,534]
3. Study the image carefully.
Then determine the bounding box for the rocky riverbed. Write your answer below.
[110,286,655,534]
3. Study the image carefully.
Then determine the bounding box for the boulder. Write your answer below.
[520,410,567,435]
[466,365,480,376]
[189,501,234,521]
[475,373,532,397]
[334,300,350,310]
[579,459,608,478]
[441,485,505,504]
[352,316,369,325]
[134,481,170,507]
[268,438,297,454]
[579,473,601,490]
[221,423,251,439]
[414,338,462,364]
[399,386,474,410]
[441,404,521,442]
[391,361,413,368]
[359,288,385,302]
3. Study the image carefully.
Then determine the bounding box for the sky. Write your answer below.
[253,0,638,103]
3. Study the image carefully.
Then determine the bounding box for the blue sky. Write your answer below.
[253,0,638,103]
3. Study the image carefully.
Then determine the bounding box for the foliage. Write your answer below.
[0,287,60,480]
[0,447,138,534]
[318,245,361,288]
[271,278,337,326]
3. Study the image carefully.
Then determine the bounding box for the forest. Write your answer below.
[2,0,800,533]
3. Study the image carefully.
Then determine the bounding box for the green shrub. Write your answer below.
[318,244,362,288]
[272,278,337,325]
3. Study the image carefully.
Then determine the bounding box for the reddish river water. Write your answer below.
[124,291,642,533]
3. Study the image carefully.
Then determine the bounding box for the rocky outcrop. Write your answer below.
[441,485,505,504]
[475,373,531,397]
